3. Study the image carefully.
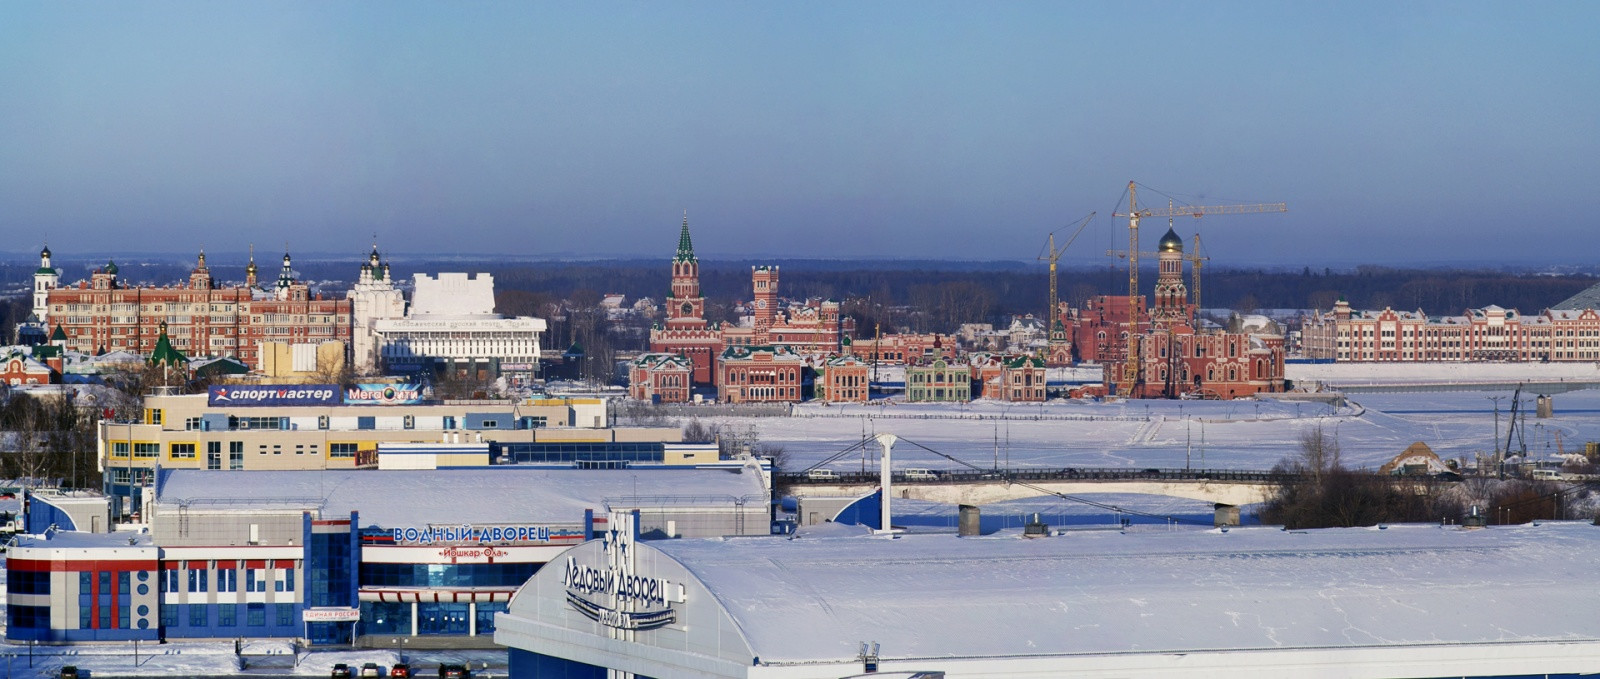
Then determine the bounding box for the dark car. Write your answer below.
[331,663,353,678]
[389,663,413,678]
[438,664,471,678]
[58,668,80,679]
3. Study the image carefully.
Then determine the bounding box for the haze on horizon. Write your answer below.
[3,2,1597,267]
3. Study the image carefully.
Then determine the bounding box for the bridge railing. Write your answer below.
[780,467,1294,486]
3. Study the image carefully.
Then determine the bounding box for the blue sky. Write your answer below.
[2,2,1597,265]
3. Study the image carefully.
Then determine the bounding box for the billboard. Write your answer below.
[344,383,424,405]
[208,385,340,407]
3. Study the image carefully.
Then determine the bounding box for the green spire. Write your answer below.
[50,324,67,342]
[674,211,696,263]
[148,321,188,368]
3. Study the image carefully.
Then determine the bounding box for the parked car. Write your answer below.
[331,663,353,678]
[389,663,412,678]
[903,468,938,481]
[57,667,79,679]
[438,664,471,678]
[806,469,838,480]
[360,663,382,677]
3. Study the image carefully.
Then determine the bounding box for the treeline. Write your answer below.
[4,257,1594,345]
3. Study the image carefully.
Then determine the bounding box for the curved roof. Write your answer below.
[1158,227,1184,253]
[519,523,1600,666]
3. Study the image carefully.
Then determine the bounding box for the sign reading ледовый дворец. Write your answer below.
[208,385,340,407]
[561,512,684,631]
[344,383,423,405]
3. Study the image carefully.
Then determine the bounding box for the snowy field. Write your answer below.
[661,362,1600,473]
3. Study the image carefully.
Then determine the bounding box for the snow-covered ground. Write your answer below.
[1287,360,1600,384]
[662,362,1600,473]
[0,642,505,678]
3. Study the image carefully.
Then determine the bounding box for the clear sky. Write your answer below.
[2,2,1597,266]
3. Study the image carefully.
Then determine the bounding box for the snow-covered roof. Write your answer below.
[643,523,1600,664]
[153,467,767,529]
[1552,281,1600,311]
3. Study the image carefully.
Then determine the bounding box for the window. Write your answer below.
[218,568,237,593]
[219,604,236,627]
[276,567,295,592]
[170,442,196,460]
[165,569,180,593]
[229,441,244,470]
[113,441,130,457]
[276,603,294,627]
[246,569,265,593]
[188,568,208,593]
[162,604,178,628]
[329,443,358,459]
[207,441,222,470]
[247,603,265,627]
[134,442,159,458]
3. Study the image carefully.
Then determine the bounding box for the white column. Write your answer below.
[410,601,418,637]
[875,433,898,534]
[468,601,477,637]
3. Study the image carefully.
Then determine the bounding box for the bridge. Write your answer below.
[780,467,1283,507]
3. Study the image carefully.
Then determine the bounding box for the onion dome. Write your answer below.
[1157,228,1184,253]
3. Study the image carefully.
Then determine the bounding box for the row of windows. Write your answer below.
[359,562,539,588]
[161,603,294,629]
[362,601,506,636]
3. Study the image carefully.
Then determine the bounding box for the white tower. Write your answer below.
[347,244,406,373]
[33,245,59,324]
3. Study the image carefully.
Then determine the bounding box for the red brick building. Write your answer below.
[1068,228,1285,399]
[1302,300,1600,362]
[628,353,693,403]
[42,251,351,371]
[814,355,870,403]
[648,216,723,385]
[647,216,850,397]
[716,345,805,404]
[846,333,953,365]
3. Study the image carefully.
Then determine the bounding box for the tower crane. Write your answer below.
[1110,181,1286,396]
[1037,212,1096,331]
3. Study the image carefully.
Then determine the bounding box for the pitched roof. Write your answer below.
[1552,280,1600,311]
[147,322,187,368]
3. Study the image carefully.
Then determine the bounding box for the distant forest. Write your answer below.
[2,257,1595,349]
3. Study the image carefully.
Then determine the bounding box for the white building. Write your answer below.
[497,522,1600,678]
[346,246,406,373]
[374,273,547,382]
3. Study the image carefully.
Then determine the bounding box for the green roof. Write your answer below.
[50,324,67,341]
[674,213,696,263]
[148,322,188,368]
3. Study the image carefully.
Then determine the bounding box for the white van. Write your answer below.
[806,469,838,481]
[1531,469,1563,481]
[903,468,938,481]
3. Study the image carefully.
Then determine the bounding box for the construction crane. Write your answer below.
[1037,212,1096,332]
[1110,181,1287,396]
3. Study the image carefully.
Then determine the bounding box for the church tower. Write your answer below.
[33,245,58,324]
[188,250,213,290]
[275,251,295,300]
[1152,227,1189,323]
[665,213,705,329]
[348,243,406,373]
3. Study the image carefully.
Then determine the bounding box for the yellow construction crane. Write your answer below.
[1110,181,1286,396]
[1037,212,1095,331]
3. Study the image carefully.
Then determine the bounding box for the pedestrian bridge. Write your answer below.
[781,468,1282,507]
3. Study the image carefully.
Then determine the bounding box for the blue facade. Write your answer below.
[508,648,608,679]
[24,493,80,533]
[304,511,361,645]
